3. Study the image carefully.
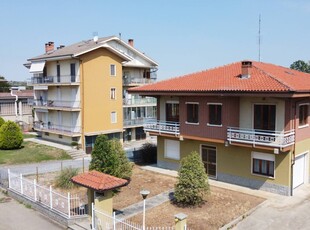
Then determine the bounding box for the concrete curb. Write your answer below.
[219,199,269,230]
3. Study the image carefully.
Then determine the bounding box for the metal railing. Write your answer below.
[8,170,87,218]
[227,127,295,148]
[34,121,81,135]
[123,77,156,85]
[31,99,80,109]
[28,75,80,85]
[123,97,156,106]
[144,120,180,135]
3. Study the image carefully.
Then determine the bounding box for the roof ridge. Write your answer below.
[253,63,292,91]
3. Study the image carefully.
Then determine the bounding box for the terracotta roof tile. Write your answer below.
[129,61,310,93]
[71,170,128,192]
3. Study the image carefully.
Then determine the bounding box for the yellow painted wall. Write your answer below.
[80,49,124,135]
[94,190,113,215]
[157,136,291,186]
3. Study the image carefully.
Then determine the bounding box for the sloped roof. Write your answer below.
[129,61,310,94]
[71,170,128,192]
[0,90,33,99]
[28,36,158,67]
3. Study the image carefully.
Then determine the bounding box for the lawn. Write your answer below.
[0,141,71,165]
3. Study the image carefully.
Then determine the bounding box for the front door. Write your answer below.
[201,145,217,178]
[166,103,179,122]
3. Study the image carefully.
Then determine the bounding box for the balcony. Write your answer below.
[28,75,80,85]
[31,99,80,111]
[143,120,180,136]
[123,98,156,106]
[123,77,156,86]
[34,121,81,136]
[227,127,295,148]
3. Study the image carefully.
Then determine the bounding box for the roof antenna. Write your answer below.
[119,32,122,40]
[258,14,261,62]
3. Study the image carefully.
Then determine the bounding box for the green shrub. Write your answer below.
[55,167,79,189]
[0,117,5,128]
[0,121,23,150]
[174,151,209,206]
[140,142,157,164]
[89,135,132,179]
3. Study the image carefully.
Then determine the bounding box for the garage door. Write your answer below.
[293,154,306,189]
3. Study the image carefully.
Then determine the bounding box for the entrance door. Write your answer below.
[166,103,179,122]
[201,145,217,178]
[254,104,276,131]
[293,154,306,189]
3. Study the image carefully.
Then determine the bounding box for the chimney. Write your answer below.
[45,41,54,53]
[128,39,134,47]
[241,61,252,79]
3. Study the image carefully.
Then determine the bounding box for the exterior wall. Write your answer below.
[157,136,291,195]
[80,49,123,135]
[239,97,285,131]
[295,138,310,183]
[94,190,113,215]
[45,59,79,77]
[41,132,73,144]
[159,96,179,120]
[179,96,239,140]
[295,99,310,142]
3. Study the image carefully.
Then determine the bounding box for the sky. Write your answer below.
[0,0,310,82]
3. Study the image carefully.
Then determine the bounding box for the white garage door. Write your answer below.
[293,154,306,189]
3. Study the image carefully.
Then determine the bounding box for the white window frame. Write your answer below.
[110,64,116,76]
[111,112,117,124]
[207,102,223,127]
[164,139,180,160]
[110,88,116,100]
[298,103,309,129]
[251,151,275,179]
[185,102,199,125]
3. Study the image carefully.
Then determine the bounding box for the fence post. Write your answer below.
[113,211,116,230]
[68,192,71,218]
[20,174,23,194]
[7,169,10,188]
[50,185,53,209]
[174,213,187,230]
[34,179,37,201]
[92,202,95,230]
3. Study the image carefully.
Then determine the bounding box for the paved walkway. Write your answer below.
[0,190,65,230]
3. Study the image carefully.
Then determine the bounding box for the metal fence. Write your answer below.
[8,170,87,218]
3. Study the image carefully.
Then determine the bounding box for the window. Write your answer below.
[252,152,275,178]
[164,139,180,160]
[299,104,309,127]
[110,88,116,100]
[186,103,199,124]
[110,64,116,76]
[58,135,63,139]
[208,103,222,126]
[111,112,117,123]
[70,63,76,82]
[254,104,276,131]
[57,64,60,82]
[166,102,179,122]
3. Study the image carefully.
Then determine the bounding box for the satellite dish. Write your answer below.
[93,36,98,43]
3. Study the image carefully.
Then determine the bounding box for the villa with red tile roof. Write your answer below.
[129,60,310,196]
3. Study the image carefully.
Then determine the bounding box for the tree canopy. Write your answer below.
[89,135,132,180]
[290,60,310,73]
[0,76,11,92]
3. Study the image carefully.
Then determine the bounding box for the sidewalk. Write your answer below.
[0,190,64,230]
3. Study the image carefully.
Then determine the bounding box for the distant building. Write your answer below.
[130,60,310,196]
[0,90,33,130]
[26,36,158,153]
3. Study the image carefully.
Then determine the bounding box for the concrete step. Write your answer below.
[68,221,91,230]
[66,149,88,159]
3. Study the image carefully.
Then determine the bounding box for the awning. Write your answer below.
[29,61,46,73]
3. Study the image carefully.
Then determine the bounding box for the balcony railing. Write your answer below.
[31,99,80,109]
[34,121,81,135]
[144,120,180,136]
[123,77,156,85]
[123,98,156,106]
[123,118,146,127]
[227,127,295,148]
[28,75,80,85]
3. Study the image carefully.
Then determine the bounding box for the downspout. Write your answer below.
[10,88,19,118]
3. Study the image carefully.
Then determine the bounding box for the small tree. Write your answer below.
[0,117,5,128]
[174,151,209,206]
[140,142,157,164]
[0,121,23,150]
[89,135,132,179]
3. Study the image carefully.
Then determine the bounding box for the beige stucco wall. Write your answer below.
[239,97,285,131]
[80,49,123,135]
[94,190,113,215]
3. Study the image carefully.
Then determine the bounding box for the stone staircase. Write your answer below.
[66,148,88,160]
